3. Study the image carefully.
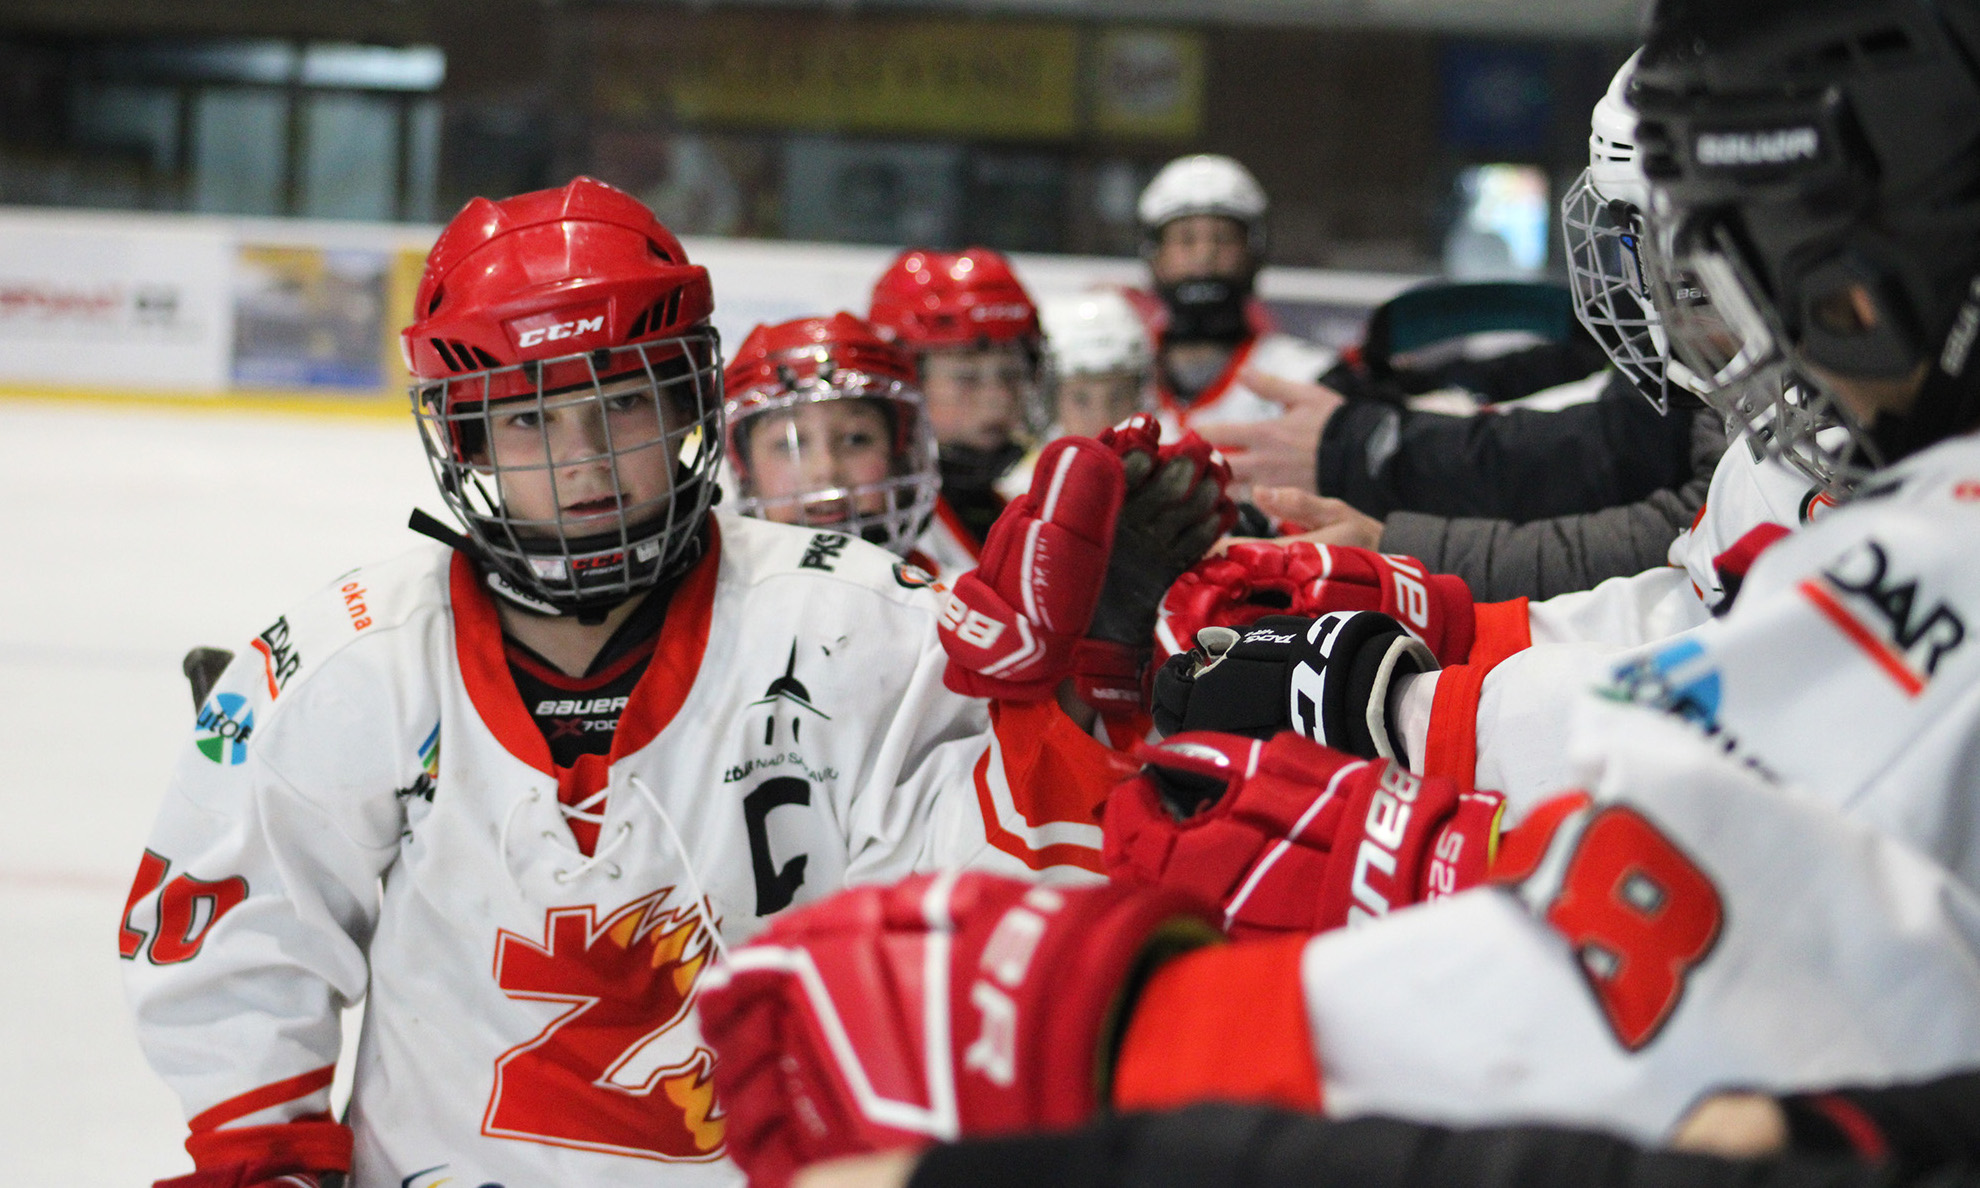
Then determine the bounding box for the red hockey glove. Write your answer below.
[154,1119,352,1188]
[1152,612,1436,762]
[1104,730,1505,938]
[1157,540,1476,666]
[697,871,1218,1188]
[1711,522,1793,615]
[940,414,1233,717]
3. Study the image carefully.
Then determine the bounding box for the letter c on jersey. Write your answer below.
[744,777,811,916]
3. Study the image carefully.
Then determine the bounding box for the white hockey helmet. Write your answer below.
[1137,154,1268,253]
[1040,289,1155,380]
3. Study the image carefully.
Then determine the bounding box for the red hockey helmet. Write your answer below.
[402,177,723,615]
[723,313,939,558]
[866,247,1042,351]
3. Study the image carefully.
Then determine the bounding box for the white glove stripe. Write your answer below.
[1038,446,1079,524]
[978,613,1040,677]
[1222,760,1366,932]
[1019,519,1048,629]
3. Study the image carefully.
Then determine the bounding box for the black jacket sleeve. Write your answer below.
[908,1106,1944,1188]
[1781,1073,1980,1180]
[1373,406,1729,601]
[1316,371,1698,523]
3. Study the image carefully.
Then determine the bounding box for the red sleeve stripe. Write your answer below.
[1799,579,1926,697]
[188,1065,337,1134]
[1468,598,1533,670]
[1804,1093,1891,1162]
[1421,663,1489,787]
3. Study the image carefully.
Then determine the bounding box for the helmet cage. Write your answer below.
[725,371,940,558]
[1562,168,1678,412]
[1647,213,1870,491]
[412,330,724,613]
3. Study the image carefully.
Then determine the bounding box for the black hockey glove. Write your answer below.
[1151,612,1436,763]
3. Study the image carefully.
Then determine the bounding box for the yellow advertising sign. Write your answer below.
[597,14,1080,141]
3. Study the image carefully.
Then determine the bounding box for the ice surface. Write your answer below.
[0,398,438,1185]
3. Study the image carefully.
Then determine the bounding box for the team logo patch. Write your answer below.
[800,531,850,572]
[194,692,256,765]
[1603,638,1723,730]
[1804,539,1966,696]
[892,560,941,590]
[395,723,440,804]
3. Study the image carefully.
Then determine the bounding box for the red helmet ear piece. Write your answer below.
[866,247,1041,351]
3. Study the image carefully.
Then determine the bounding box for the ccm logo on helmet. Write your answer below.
[515,315,605,349]
[969,303,1032,323]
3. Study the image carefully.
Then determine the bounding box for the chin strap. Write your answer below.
[407,508,576,620]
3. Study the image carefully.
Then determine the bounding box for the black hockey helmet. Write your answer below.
[1633,0,1980,489]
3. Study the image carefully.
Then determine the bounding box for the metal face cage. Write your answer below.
[1562,168,1675,413]
[412,330,724,612]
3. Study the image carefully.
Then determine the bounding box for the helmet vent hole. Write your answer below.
[426,286,446,316]
[648,240,675,263]
[469,345,501,369]
[431,337,465,372]
[660,289,683,330]
[628,305,652,340]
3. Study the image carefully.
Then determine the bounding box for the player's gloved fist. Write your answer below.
[939,433,1129,705]
[1157,540,1476,666]
[697,871,1218,1188]
[1104,730,1505,938]
[1152,612,1436,762]
[1086,415,1239,656]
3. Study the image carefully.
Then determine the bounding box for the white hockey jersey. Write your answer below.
[1155,332,1337,436]
[1289,708,1980,1138]
[1421,432,1980,895]
[122,515,1113,1188]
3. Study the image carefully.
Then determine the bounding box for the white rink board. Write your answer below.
[0,205,1418,397]
[0,399,438,1186]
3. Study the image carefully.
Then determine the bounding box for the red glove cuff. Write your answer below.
[158,1120,353,1188]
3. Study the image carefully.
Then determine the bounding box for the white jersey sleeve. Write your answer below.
[122,547,445,1141]
[1519,428,1826,651]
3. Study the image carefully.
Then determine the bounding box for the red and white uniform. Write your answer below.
[122,515,1113,1188]
[1408,433,1980,880]
[1156,333,1336,436]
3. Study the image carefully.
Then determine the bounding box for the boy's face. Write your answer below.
[1150,214,1253,286]
[740,398,896,526]
[918,343,1033,453]
[476,373,679,536]
[1055,369,1145,439]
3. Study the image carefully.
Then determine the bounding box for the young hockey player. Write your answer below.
[1133,154,1336,435]
[867,247,1042,572]
[722,312,946,571]
[120,178,1229,1188]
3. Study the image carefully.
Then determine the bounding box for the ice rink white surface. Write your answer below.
[1,397,441,1185]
